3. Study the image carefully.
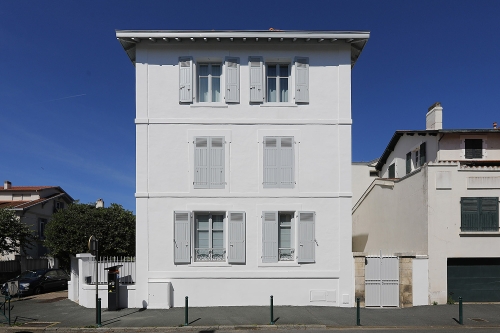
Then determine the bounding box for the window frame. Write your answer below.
[193,136,225,189]
[197,63,222,103]
[278,212,295,261]
[39,218,47,240]
[193,212,226,262]
[263,136,295,188]
[266,63,290,103]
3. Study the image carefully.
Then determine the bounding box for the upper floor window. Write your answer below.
[388,163,395,178]
[461,197,498,232]
[198,64,221,102]
[465,139,483,159]
[267,64,289,102]
[263,136,294,188]
[39,218,47,239]
[194,137,225,189]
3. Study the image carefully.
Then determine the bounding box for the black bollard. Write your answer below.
[356,297,360,326]
[459,297,463,325]
[270,295,274,325]
[185,296,189,326]
[97,298,101,327]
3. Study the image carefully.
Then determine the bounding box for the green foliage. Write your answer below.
[44,202,135,268]
[0,208,36,255]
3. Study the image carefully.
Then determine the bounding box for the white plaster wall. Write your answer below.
[352,163,377,206]
[412,257,429,306]
[352,170,428,255]
[426,164,500,304]
[134,42,354,308]
[438,133,500,160]
[381,135,438,178]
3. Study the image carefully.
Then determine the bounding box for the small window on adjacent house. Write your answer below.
[465,139,483,159]
[388,163,395,178]
[420,142,427,166]
[267,64,289,102]
[461,197,498,232]
[39,218,47,239]
[369,170,379,177]
[406,152,412,175]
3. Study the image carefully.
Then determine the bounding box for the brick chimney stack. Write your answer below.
[426,102,443,130]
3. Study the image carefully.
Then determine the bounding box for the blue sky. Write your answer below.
[2,1,499,213]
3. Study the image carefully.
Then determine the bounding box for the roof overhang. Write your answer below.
[115,30,370,68]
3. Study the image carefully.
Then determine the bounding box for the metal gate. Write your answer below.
[365,255,399,307]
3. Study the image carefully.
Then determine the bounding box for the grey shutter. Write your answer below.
[279,137,294,188]
[228,211,246,264]
[249,57,264,102]
[480,197,499,231]
[406,152,411,174]
[297,212,315,263]
[179,57,193,103]
[262,211,278,263]
[263,137,279,187]
[461,197,479,231]
[295,57,309,103]
[225,57,240,103]
[209,137,225,189]
[194,137,209,188]
[420,142,426,166]
[174,211,191,264]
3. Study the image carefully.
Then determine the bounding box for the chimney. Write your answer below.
[96,198,104,208]
[494,122,497,129]
[4,180,11,190]
[426,102,443,130]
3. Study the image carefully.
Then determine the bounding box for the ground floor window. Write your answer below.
[195,213,225,262]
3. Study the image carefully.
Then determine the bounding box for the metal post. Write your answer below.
[356,297,360,326]
[8,296,11,326]
[97,298,101,327]
[270,295,274,325]
[184,296,189,326]
[459,297,463,325]
[95,239,99,325]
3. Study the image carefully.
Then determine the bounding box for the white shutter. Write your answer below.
[297,212,315,263]
[279,137,294,188]
[262,211,278,263]
[179,57,193,103]
[249,57,264,102]
[228,211,246,264]
[174,211,191,264]
[295,57,309,103]
[194,137,209,188]
[263,137,279,188]
[209,137,225,189]
[225,57,240,103]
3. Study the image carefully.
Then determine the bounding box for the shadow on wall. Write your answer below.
[352,234,368,252]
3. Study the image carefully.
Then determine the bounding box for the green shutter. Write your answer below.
[461,197,499,231]
[420,142,426,166]
[480,198,499,231]
[406,152,411,174]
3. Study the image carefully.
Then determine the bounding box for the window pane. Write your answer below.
[212,77,220,102]
[279,65,288,77]
[197,215,209,230]
[280,78,288,102]
[199,77,208,102]
[211,64,221,77]
[199,65,209,76]
[197,230,209,248]
[212,230,224,248]
[279,227,291,248]
[268,65,276,77]
[268,78,276,102]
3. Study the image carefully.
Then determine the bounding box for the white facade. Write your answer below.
[117,30,370,308]
[353,103,500,305]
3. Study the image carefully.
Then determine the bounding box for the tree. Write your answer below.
[0,208,36,256]
[44,202,135,269]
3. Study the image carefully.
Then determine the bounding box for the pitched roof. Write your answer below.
[0,186,55,192]
[0,193,69,210]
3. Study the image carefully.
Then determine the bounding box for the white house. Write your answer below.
[117,30,370,308]
[353,103,500,307]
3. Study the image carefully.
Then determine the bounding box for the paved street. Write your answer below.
[2,291,500,332]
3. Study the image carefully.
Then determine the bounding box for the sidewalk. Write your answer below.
[2,291,500,331]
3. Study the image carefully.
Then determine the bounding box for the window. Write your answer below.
[262,211,315,263]
[195,213,225,262]
[369,170,379,177]
[388,163,395,178]
[174,211,246,264]
[267,64,289,102]
[465,139,483,159]
[419,142,426,166]
[461,197,499,232]
[194,137,225,189]
[198,64,221,102]
[39,218,47,239]
[249,56,309,104]
[263,136,294,188]
[406,152,411,175]
[179,57,240,104]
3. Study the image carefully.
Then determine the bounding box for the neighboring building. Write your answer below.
[0,180,74,260]
[352,160,378,205]
[117,29,370,308]
[353,103,500,307]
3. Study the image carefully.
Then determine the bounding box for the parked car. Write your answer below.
[1,269,69,296]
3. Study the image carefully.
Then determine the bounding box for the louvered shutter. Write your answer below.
[263,137,279,187]
[465,139,483,159]
[174,211,191,264]
[209,137,225,189]
[249,57,264,102]
[262,211,278,263]
[295,57,309,103]
[461,197,479,231]
[420,142,426,166]
[179,57,193,103]
[297,212,315,263]
[280,137,294,188]
[406,152,411,174]
[194,137,209,188]
[225,57,240,103]
[480,197,499,231]
[228,212,246,264]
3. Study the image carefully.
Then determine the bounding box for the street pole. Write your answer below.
[95,239,99,326]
